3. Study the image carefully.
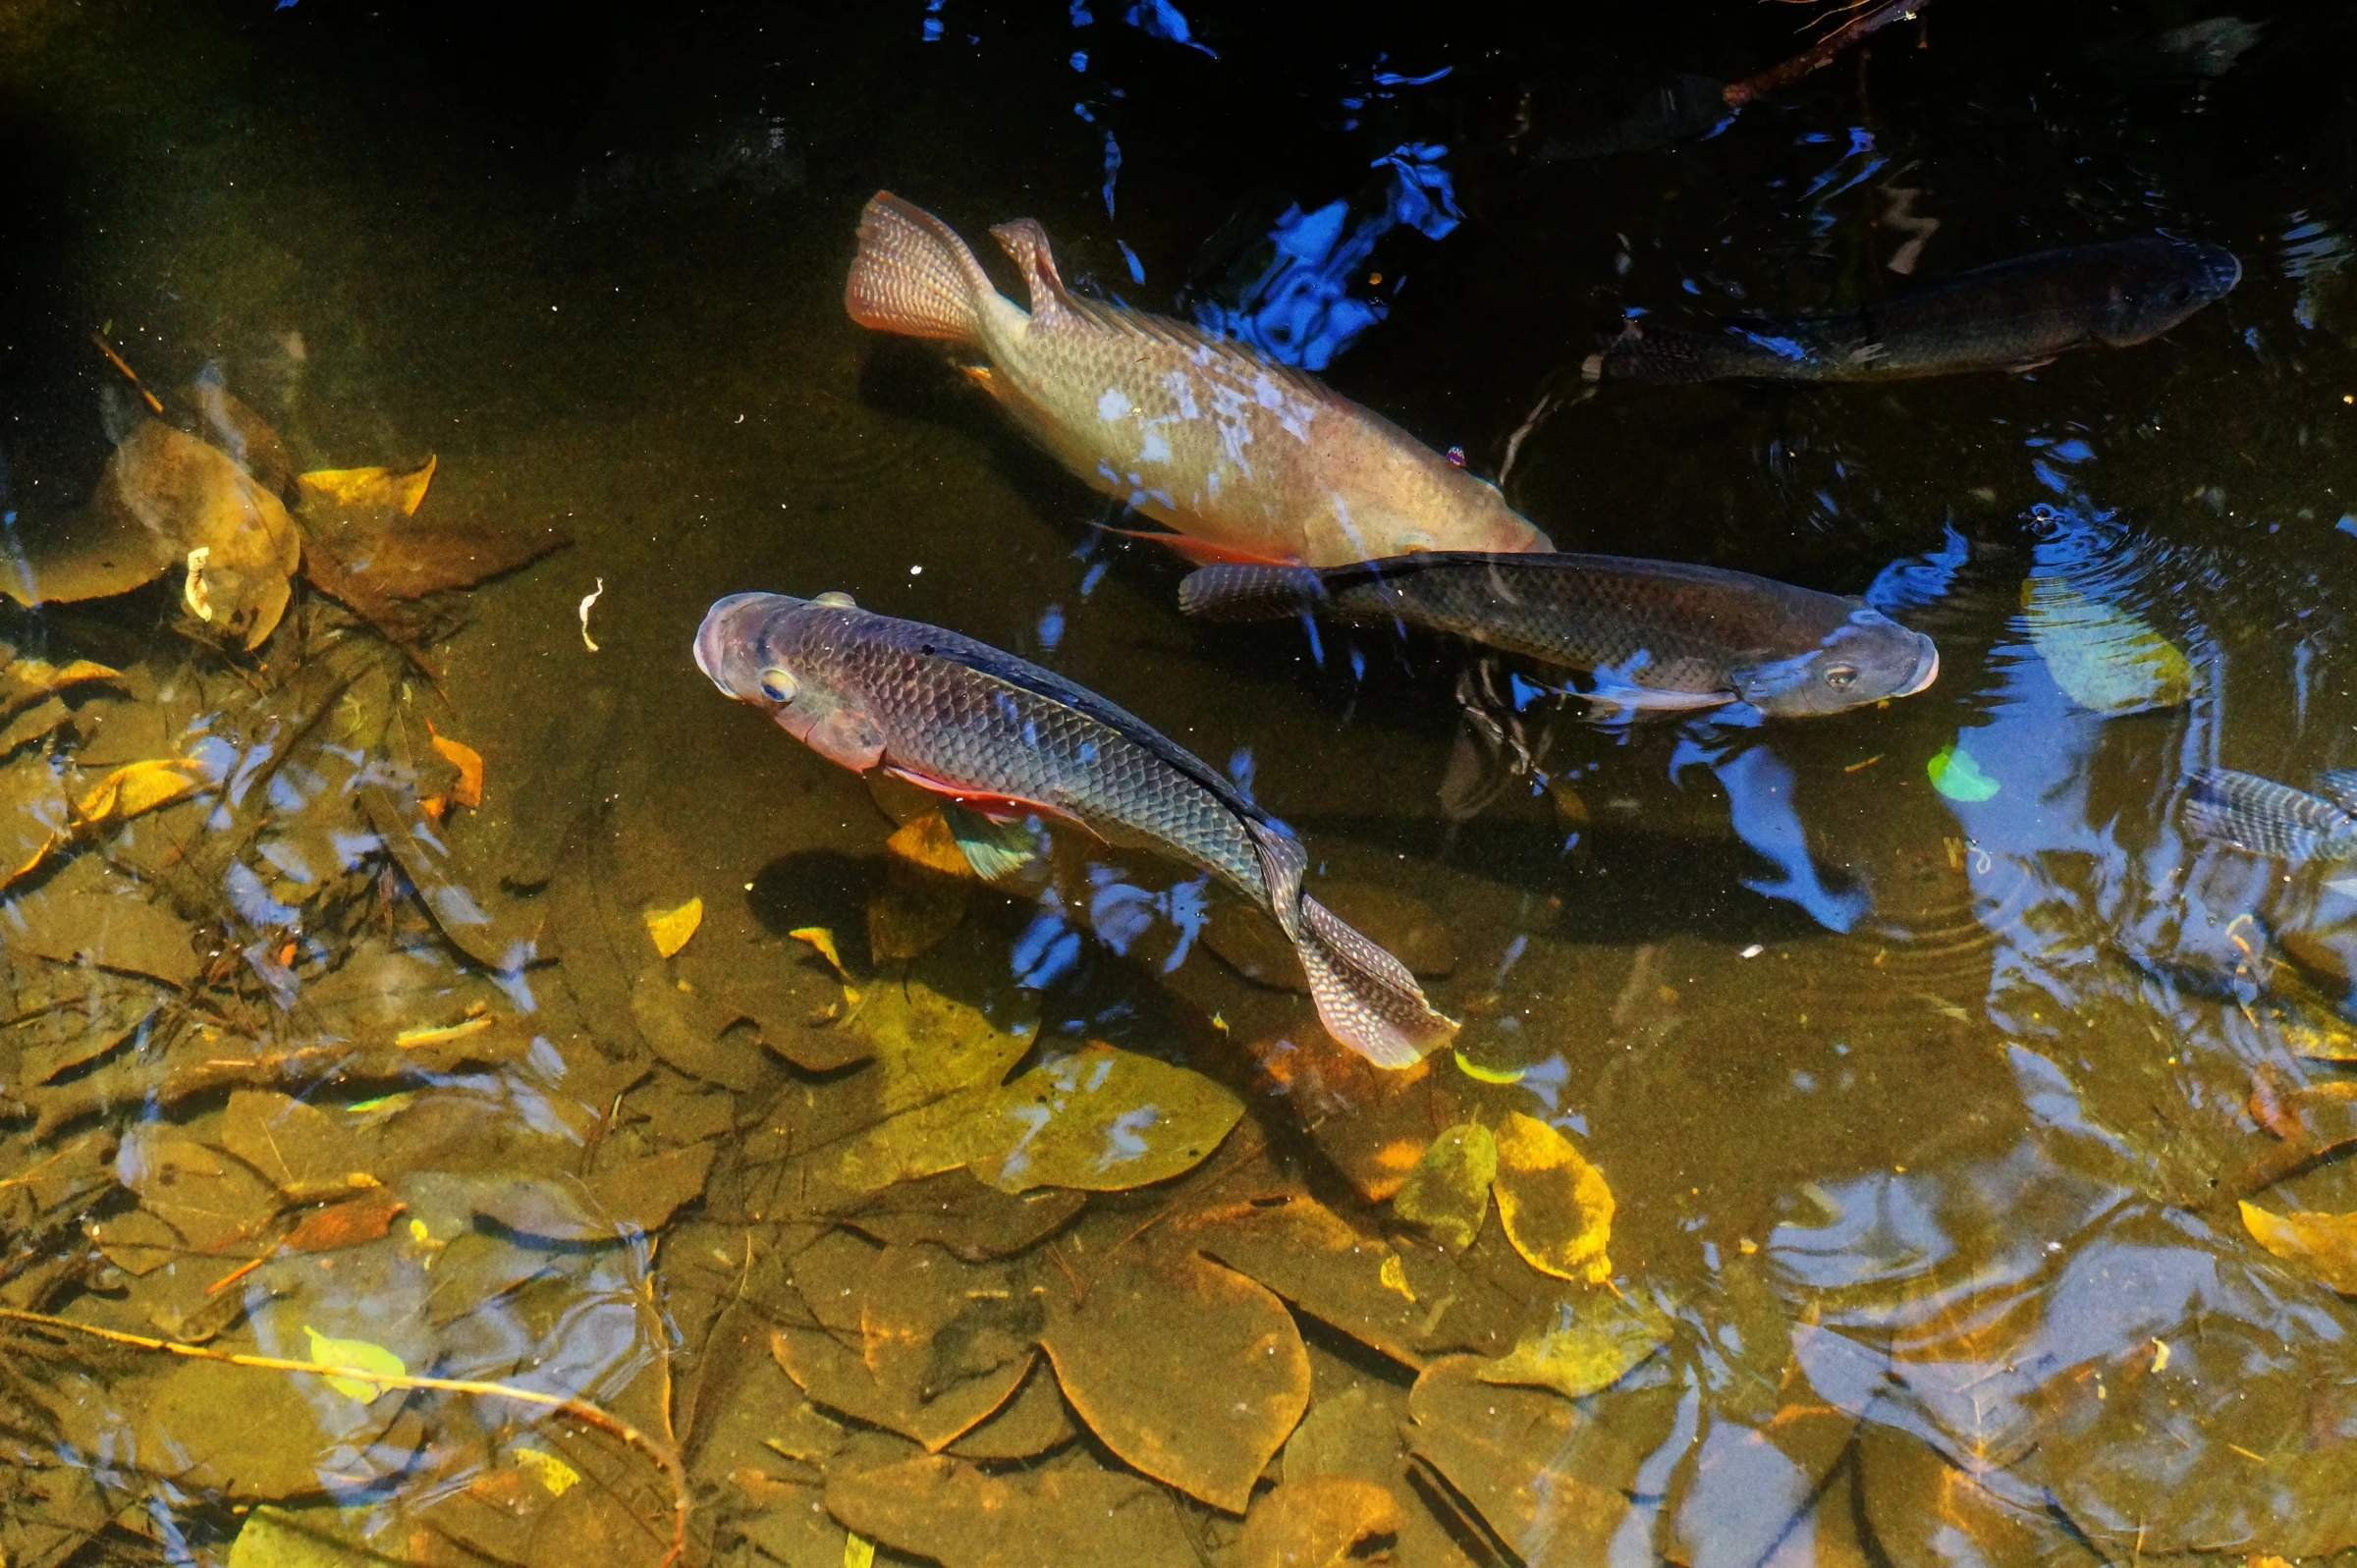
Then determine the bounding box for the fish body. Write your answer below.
[2184,768,2357,863]
[1586,236,2242,384]
[693,591,1456,1066]
[1178,552,1940,717]
[845,191,1553,568]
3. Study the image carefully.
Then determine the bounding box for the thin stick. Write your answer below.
[1724,0,1934,108]
[89,333,164,416]
[0,1306,691,1566]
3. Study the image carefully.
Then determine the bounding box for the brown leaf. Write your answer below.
[866,858,970,963]
[968,1043,1243,1195]
[945,1360,1077,1462]
[1185,1192,1428,1370]
[297,457,437,517]
[2241,1200,2357,1293]
[1392,1121,1497,1251]
[885,809,980,879]
[1039,1245,1308,1512]
[101,420,301,648]
[222,1090,366,1201]
[1,655,123,722]
[771,1233,1036,1451]
[1403,1356,1634,1564]
[825,1455,1197,1567]
[835,1168,1085,1262]
[1237,1476,1402,1568]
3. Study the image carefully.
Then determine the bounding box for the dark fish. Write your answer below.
[1178,553,1939,718]
[693,591,1456,1067]
[2183,768,2357,862]
[1585,236,2242,384]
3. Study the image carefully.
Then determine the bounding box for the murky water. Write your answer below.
[6,2,2357,1563]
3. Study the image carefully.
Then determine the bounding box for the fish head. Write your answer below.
[2096,238,2242,345]
[1732,604,1941,717]
[693,590,886,771]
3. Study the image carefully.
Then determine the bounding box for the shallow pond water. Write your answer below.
[5,2,2357,1564]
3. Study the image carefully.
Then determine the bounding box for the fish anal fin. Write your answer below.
[990,218,1071,318]
[1088,519,1299,568]
[939,798,1040,881]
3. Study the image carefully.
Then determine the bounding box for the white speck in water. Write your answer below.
[909,564,924,576]
[1739,944,1765,959]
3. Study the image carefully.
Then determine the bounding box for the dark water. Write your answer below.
[5,1,2357,1563]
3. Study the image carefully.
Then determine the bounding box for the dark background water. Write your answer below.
[6,1,2357,1563]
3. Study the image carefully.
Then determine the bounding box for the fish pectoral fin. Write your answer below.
[809,709,887,772]
[939,799,1041,881]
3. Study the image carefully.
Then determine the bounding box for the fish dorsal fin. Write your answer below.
[990,218,1070,319]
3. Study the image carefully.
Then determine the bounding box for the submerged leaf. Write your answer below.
[1476,1291,1670,1400]
[2021,573,2192,715]
[0,655,123,721]
[2240,1200,2357,1293]
[1491,1111,1615,1285]
[1236,1476,1403,1568]
[225,1504,384,1567]
[825,1457,1199,1567]
[867,858,970,962]
[1927,741,2001,803]
[969,1043,1243,1194]
[1403,1357,1636,1562]
[102,421,301,648]
[645,895,704,958]
[297,456,438,517]
[1393,1121,1498,1251]
[79,756,202,822]
[1039,1247,1309,1513]
[301,1325,406,1403]
[424,719,484,809]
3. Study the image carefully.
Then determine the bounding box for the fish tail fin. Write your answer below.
[1295,894,1458,1068]
[2183,768,2355,861]
[846,191,996,346]
[1177,564,1329,621]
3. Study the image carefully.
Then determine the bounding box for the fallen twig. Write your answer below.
[1725,0,1935,108]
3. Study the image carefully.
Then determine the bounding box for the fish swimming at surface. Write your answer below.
[1584,236,2241,384]
[1178,551,1940,717]
[693,589,1457,1067]
[844,190,1555,568]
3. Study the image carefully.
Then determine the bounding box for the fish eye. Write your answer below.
[815,590,857,609]
[1824,665,1858,690]
[757,667,799,703]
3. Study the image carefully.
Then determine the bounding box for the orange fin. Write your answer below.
[1087,521,1299,568]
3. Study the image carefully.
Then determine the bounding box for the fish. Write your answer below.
[693,590,1457,1067]
[2183,768,2357,863]
[1583,236,2242,384]
[844,191,1554,568]
[1177,552,1940,717]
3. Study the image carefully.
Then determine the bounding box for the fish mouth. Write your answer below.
[694,592,774,693]
[1897,635,1941,698]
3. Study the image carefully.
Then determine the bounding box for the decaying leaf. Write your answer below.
[1393,1120,1498,1251]
[1476,1290,1670,1401]
[1403,1356,1635,1564]
[100,420,302,648]
[223,1090,373,1202]
[2240,1200,2357,1293]
[225,1504,385,1567]
[1,654,123,721]
[1038,1245,1309,1513]
[1236,1476,1403,1568]
[2021,573,2192,715]
[771,1234,1036,1451]
[1491,1111,1615,1285]
[867,858,970,963]
[825,985,1035,1197]
[968,1044,1243,1194]
[1185,1193,1429,1370]
[645,895,704,958]
[825,1456,1198,1567]
[885,808,981,879]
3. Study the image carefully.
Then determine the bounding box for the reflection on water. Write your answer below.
[6,0,2357,1563]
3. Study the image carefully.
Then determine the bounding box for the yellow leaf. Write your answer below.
[1378,1254,1416,1302]
[423,719,484,809]
[843,1532,877,1568]
[1394,1121,1497,1251]
[297,455,438,517]
[513,1446,581,1496]
[1453,1050,1527,1086]
[1,656,122,720]
[2239,1200,2357,1294]
[885,809,977,879]
[1491,1111,1615,1285]
[791,925,849,978]
[645,896,704,958]
[77,758,202,823]
[301,1325,406,1403]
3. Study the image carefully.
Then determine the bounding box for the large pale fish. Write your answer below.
[844,191,1554,568]
[694,590,1457,1067]
[1178,552,1940,717]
